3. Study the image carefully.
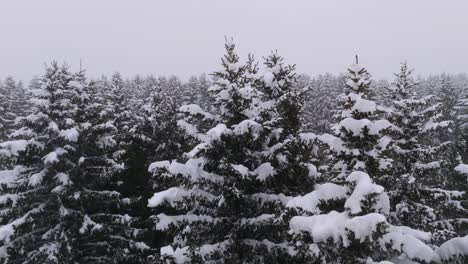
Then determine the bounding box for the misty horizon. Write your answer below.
[1,0,468,82]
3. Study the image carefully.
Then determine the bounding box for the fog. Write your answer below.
[1,0,467,80]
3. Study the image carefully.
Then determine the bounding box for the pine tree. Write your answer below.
[0,65,152,263]
[72,70,151,263]
[147,41,318,263]
[288,61,442,263]
[384,62,466,246]
[0,77,30,141]
[328,60,394,180]
[288,171,441,263]
[0,62,85,263]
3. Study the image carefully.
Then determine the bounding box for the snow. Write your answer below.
[0,205,43,243]
[317,134,356,155]
[366,258,394,264]
[79,215,103,234]
[28,170,46,186]
[422,120,451,133]
[133,241,150,251]
[148,160,171,172]
[0,140,28,157]
[388,256,418,264]
[0,193,19,205]
[289,211,386,247]
[341,94,377,117]
[179,104,214,120]
[454,164,468,179]
[254,162,275,181]
[24,112,48,123]
[206,124,229,142]
[352,96,376,113]
[414,161,440,170]
[55,172,71,185]
[345,171,390,215]
[263,71,275,86]
[436,235,468,262]
[58,128,80,142]
[336,118,397,137]
[48,121,59,132]
[231,162,276,181]
[177,119,200,138]
[97,135,116,149]
[299,133,317,145]
[387,225,432,242]
[348,64,367,74]
[9,127,35,138]
[287,183,349,213]
[160,245,190,264]
[148,187,189,208]
[148,187,217,208]
[304,163,319,178]
[378,136,392,150]
[232,120,263,137]
[231,164,249,176]
[238,86,257,100]
[150,159,224,183]
[37,243,59,262]
[43,148,67,165]
[290,209,439,263]
[380,229,440,263]
[154,213,220,231]
[0,166,23,187]
[345,213,387,244]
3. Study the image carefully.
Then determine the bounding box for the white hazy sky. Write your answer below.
[1,0,468,81]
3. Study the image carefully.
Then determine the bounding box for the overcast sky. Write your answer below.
[1,0,468,81]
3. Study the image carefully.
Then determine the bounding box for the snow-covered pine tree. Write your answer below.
[384,62,467,247]
[106,72,134,135]
[0,65,152,263]
[0,77,30,141]
[0,62,85,263]
[147,40,319,263]
[288,170,443,263]
[117,81,192,261]
[286,61,440,263]
[207,40,256,127]
[434,74,468,195]
[71,69,152,263]
[437,74,459,124]
[444,82,468,262]
[328,60,395,180]
[260,51,305,136]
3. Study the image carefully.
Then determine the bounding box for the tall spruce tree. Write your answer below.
[147,41,318,263]
[0,65,150,263]
[0,77,30,141]
[384,62,467,247]
[329,60,395,180]
[0,63,85,263]
[287,61,441,264]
